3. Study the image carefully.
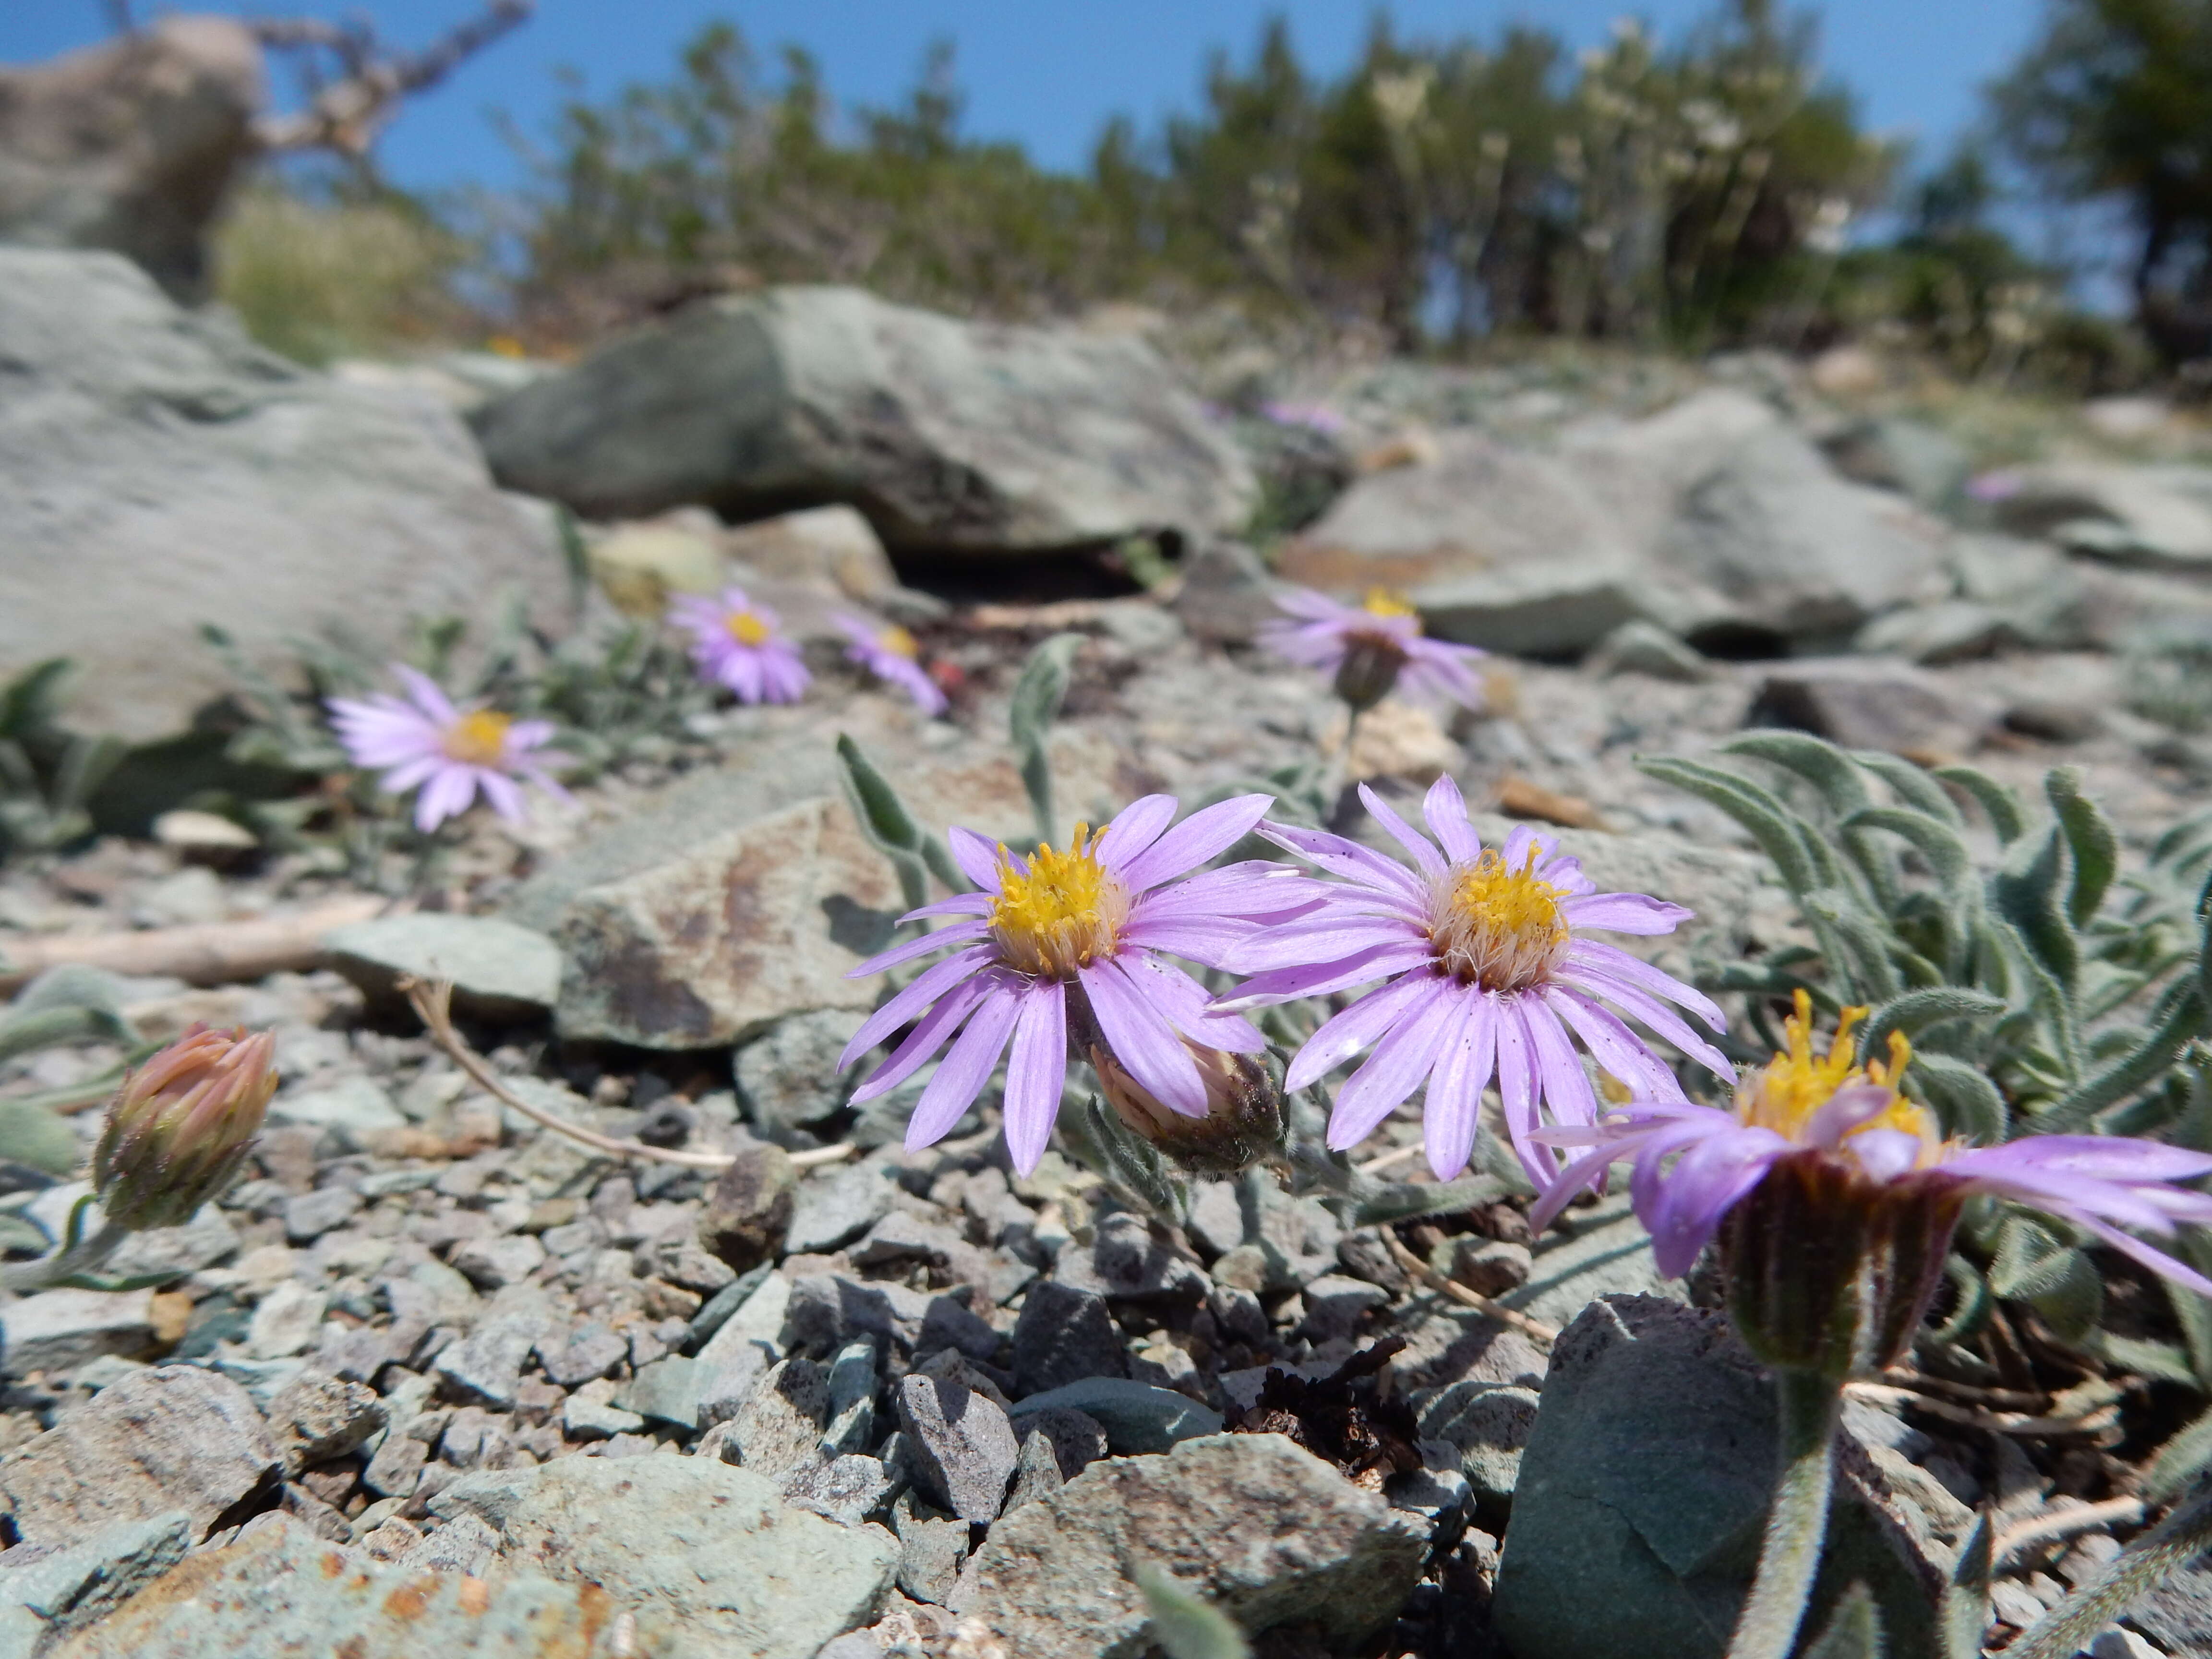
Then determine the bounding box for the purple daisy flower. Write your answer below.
[1531,994,2212,1297]
[835,613,948,716]
[1217,775,1731,1185]
[669,586,811,704]
[837,793,1316,1175]
[1262,587,1486,712]
[327,666,570,833]
[1260,399,1350,437]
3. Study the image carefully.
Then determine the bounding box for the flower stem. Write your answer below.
[0,1219,131,1293]
[2009,1478,2212,1659]
[1727,1366,1843,1659]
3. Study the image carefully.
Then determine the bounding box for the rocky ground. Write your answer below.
[9,244,2212,1656]
[1,612,2210,1657]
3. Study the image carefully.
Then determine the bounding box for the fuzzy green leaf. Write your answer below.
[1841,806,1971,892]
[1990,829,2079,991]
[2039,980,2206,1133]
[1853,750,1965,828]
[2047,768,2119,927]
[0,1100,80,1177]
[1906,1054,2008,1144]
[836,734,929,913]
[1716,731,1872,816]
[1010,633,1082,845]
[1637,756,1831,896]
[1801,1583,1885,1659]
[1987,1214,2081,1301]
[1136,1565,1253,1659]
[2148,1401,2212,1500]
[1351,1175,1508,1227]
[1862,988,2006,1062]
[1936,1516,1991,1659]
[1933,765,2027,843]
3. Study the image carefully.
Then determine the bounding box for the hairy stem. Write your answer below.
[0,1219,131,1293]
[2011,1479,2212,1659]
[1728,1367,1843,1659]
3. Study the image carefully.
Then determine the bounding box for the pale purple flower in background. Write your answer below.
[1531,996,2212,1297]
[1260,399,1350,437]
[1218,775,1730,1184]
[1262,587,1487,712]
[1966,469,2022,504]
[328,666,570,832]
[838,793,1315,1175]
[669,586,811,704]
[836,613,947,715]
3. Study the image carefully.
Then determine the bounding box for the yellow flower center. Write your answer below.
[988,827,1130,979]
[442,710,513,767]
[1361,587,1419,621]
[726,611,772,648]
[1739,990,1938,1151]
[1428,845,1570,991]
[878,625,920,660]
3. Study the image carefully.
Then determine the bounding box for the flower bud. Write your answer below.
[93,1024,277,1231]
[1331,634,1408,717]
[1719,1149,1963,1381]
[1091,1041,1286,1178]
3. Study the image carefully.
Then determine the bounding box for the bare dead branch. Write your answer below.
[0,895,387,994]
[251,0,533,160]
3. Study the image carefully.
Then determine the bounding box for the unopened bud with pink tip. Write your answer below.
[94,1024,277,1230]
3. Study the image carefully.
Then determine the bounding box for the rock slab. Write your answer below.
[41,1515,621,1659]
[0,1366,281,1549]
[959,1431,1428,1657]
[0,248,560,740]
[432,1453,899,1657]
[472,285,1256,552]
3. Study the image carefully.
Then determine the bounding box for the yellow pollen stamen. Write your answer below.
[1740,988,1937,1152]
[878,625,920,660]
[443,710,513,767]
[987,826,1130,979]
[726,611,772,648]
[1427,843,1570,991]
[1360,587,1419,621]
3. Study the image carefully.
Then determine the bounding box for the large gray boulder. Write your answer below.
[0,248,562,740]
[0,18,263,299]
[1651,426,1953,646]
[470,285,1257,552]
[1277,387,1949,656]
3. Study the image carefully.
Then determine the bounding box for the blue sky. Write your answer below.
[4,1,2044,197]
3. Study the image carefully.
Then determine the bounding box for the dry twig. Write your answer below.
[1845,1380,2120,1440]
[402,977,856,1173]
[1994,1496,2146,1566]
[0,895,386,995]
[1384,1232,1560,1346]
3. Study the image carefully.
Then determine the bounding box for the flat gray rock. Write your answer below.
[1005,1379,1222,1455]
[0,1366,280,1549]
[959,1432,1427,1656]
[1491,1296,1775,1659]
[323,914,564,1018]
[471,284,1255,552]
[432,1454,899,1657]
[0,1290,156,1378]
[40,1515,618,1658]
[0,248,560,741]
